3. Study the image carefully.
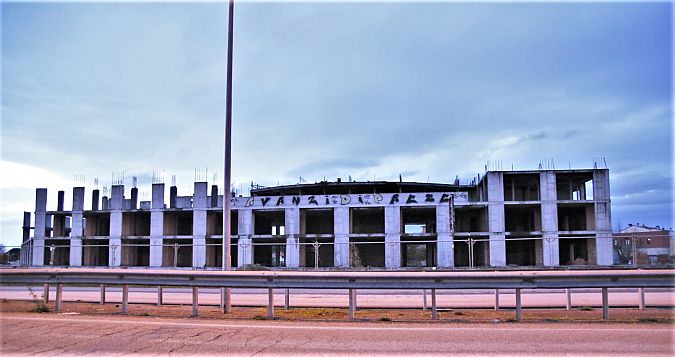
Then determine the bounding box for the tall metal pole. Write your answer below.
[222,0,234,314]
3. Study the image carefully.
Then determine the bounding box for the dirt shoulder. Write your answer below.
[1,299,673,324]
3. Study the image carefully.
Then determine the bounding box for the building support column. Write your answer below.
[150,184,164,267]
[285,208,300,268]
[487,172,506,267]
[384,206,401,269]
[334,207,350,267]
[540,171,559,266]
[109,185,124,267]
[436,202,453,267]
[593,169,613,266]
[32,188,48,266]
[237,209,253,266]
[192,182,208,268]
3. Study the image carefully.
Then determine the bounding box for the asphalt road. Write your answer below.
[1,313,673,355]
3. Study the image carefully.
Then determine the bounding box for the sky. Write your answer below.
[1,1,672,248]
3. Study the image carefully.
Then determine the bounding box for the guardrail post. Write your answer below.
[515,288,522,321]
[55,284,63,313]
[422,289,427,311]
[268,288,274,320]
[494,289,499,311]
[602,288,609,320]
[348,288,355,321]
[100,284,106,305]
[284,288,290,310]
[565,288,571,310]
[353,289,358,311]
[431,288,437,320]
[191,287,199,317]
[122,285,129,315]
[157,286,163,306]
[638,288,645,310]
[43,284,49,304]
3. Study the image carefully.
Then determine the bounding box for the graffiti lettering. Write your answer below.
[276,196,285,206]
[245,197,254,207]
[374,193,383,204]
[308,196,318,205]
[425,194,435,202]
[341,195,351,205]
[440,193,450,203]
[292,196,301,205]
[389,193,399,204]
[406,194,417,204]
[261,197,271,207]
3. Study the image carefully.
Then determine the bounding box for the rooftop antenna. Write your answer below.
[94,178,99,189]
[132,176,137,189]
[171,174,176,186]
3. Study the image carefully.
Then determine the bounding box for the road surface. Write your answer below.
[1,313,672,355]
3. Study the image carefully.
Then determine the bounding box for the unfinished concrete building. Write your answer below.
[20,169,613,269]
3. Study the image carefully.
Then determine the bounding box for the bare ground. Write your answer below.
[1,299,673,324]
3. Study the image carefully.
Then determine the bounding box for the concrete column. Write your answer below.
[32,188,48,266]
[593,169,613,265]
[384,206,401,269]
[487,172,506,266]
[238,209,253,266]
[334,207,350,267]
[149,184,164,267]
[192,182,207,268]
[436,203,453,267]
[109,238,121,266]
[237,236,253,266]
[110,185,124,210]
[540,172,559,266]
[70,187,85,266]
[285,207,300,268]
[109,185,124,267]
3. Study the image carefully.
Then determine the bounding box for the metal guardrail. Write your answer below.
[1,268,673,321]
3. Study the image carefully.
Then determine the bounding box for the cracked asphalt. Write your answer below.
[1,312,673,355]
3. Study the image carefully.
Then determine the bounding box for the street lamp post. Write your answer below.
[222,0,235,314]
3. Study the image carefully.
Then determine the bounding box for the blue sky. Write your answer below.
[1,1,672,247]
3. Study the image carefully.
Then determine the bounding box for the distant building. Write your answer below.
[20,169,613,269]
[613,224,673,265]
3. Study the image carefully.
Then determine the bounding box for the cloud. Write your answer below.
[0,2,671,246]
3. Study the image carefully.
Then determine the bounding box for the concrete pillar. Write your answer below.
[436,203,453,267]
[32,188,48,266]
[150,184,164,267]
[487,172,506,266]
[384,206,401,269]
[192,182,207,268]
[593,169,613,265]
[540,172,559,266]
[92,189,100,211]
[130,187,138,209]
[109,238,121,266]
[110,185,125,210]
[285,208,300,268]
[109,185,124,267]
[237,209,253,266]
[334,207,350,267]
[210,185,218,208]
[70,187,85,266]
